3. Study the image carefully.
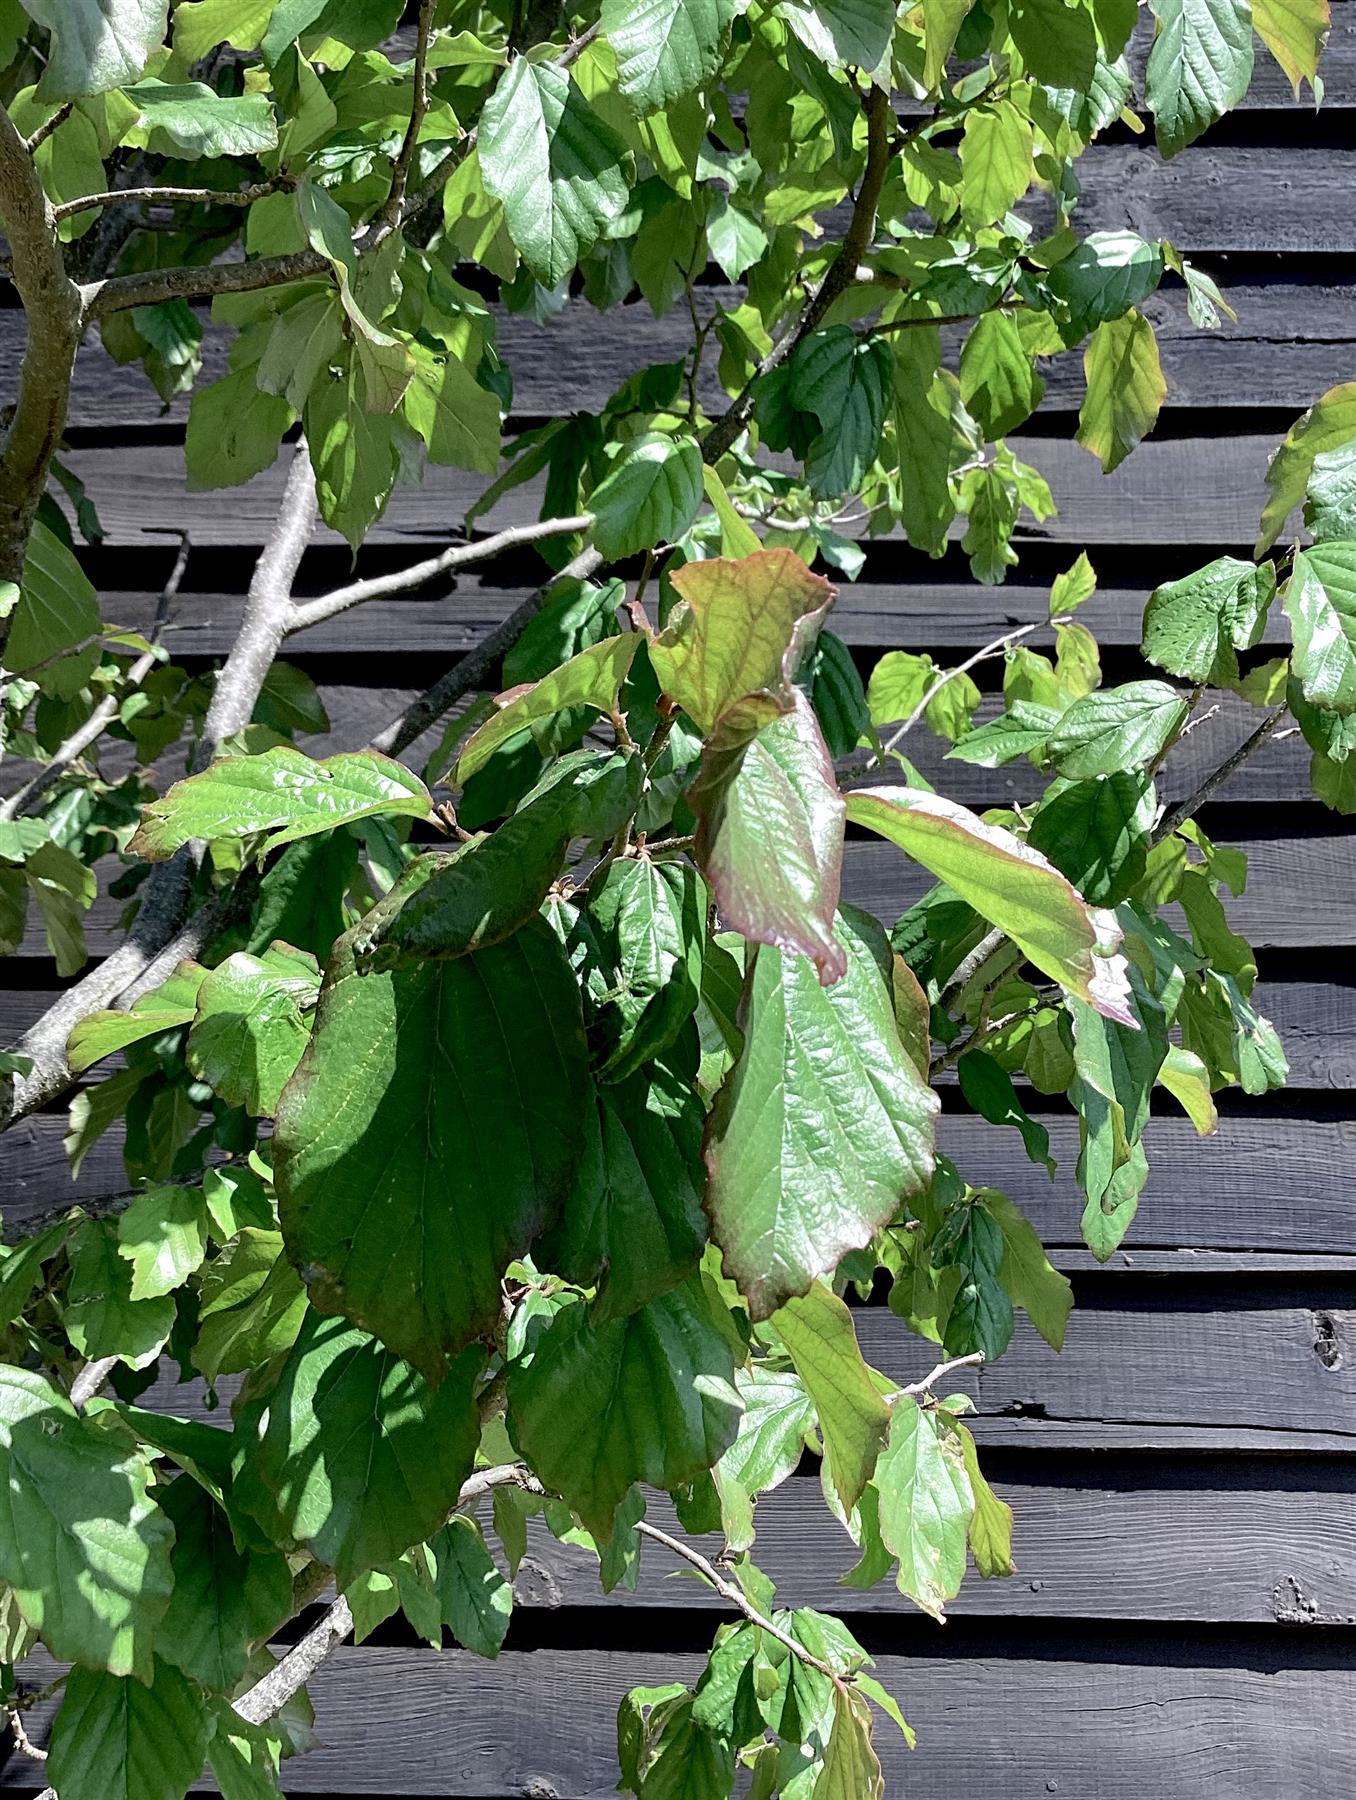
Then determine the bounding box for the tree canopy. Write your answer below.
[0,0,1341,1791]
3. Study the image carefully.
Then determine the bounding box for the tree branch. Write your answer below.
[82,246,329,318]
[700,82,893,466]
[0,104,84,610]
[1151,703,1288,845]
[633,1521,852,1693]
[52,181,280,222]
[883,1350,985,1402]
[382,0,436,225]
[287,514,594,634]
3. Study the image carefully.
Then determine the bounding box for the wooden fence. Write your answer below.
[2,10,1355,1794]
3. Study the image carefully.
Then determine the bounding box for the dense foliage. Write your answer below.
[0,0,1344,1790]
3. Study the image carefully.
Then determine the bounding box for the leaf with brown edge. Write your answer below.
[454,633,640,784]
[649,549,835,732]
[845,788,1134,1025]
[688,689,846,984]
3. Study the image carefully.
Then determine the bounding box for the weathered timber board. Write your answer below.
[7,1641,1352,1796]
[55,433,1289,547]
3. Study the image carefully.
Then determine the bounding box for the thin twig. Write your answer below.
[23,103,72,155]
[68,1356,118,1409]
[2,532,189,820]
[1146,680,1203,780]
[52,181,279,221]
[870,616,1063,767]
[634,1521,851,1694]
[383,0,436,225]
[884,1350,986,1402]
[4,1707,46,1761]
[287,515,593,633]
[1151,704,1288,845]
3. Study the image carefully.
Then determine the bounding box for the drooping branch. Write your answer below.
[0,104,84,609]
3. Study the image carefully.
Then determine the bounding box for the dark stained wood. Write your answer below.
[505,1467,1356,1623]
[8,1640,1352,1797]
[56,432,1291,548]
[10,1111,1356,1262]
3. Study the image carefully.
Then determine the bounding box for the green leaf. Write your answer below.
[124,79,278,156]
[276,917,591,1380]
[932,1200,1013,1361]
[874,1395,973,1620]
[717,1362,816,1500]
[790,329,893,499]
[304,349,418,547]
[589,857,706,1079]
[1142,556,1276,684]
[235,1312,482,1586]
[689,690,847,984]
[156,1475,293,1692]
[960,102,1033,228]
[1252,0,1327,93]
[1284,541,1356,713]
[187,943,320,1116]
[944,701,1059,768]
[479,59,632,287]
[816,1686,885,1800]
[0,1364,174,1678]
[772,1282,890,1511]
[129,747,434,861]
[192,1228,308,1383]
[64,1219,176,1369]
[46,1659,210,1800]
[1258,380,1356,553]
[777,0,896,69]
[432,1515,513,1657]
[890,331,958,557]
[0,1218,71,1324]
[1045,231,1164,345]
[117,1182,210,1300]
[1046,679,1189,776]
[508,1277,742,1540]
[185,368,293,491]
[1077,310,1166,472]
[591,433,704,560]
[958,1049,1055,1177]
[403,343,502,475]
[921,0,972,83]
[543,1055,708,1320]
[602,0,734,112]
[5,519,101,673]
[1156,1041,1220,1134]
[174,0,275,60]
[1008,0,1099,82]
[951,1415,1015,1576]
[845,788,1131,1021]
[978,1187,1073,1350]
[959,312,1046,440]
[1305,442,1356,544]
[1027,770,1156,905]
[649,549,834,733]
[1146,0,1254,157]
[455,635,640,783]
[704,910,938,1320]
[22,0,167,98]
[206,1705,284,1800]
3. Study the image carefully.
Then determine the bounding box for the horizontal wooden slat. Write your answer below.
[27,269,1356,429]
[8,1639,1352,1796]
[57,432,1289,549]
[9,1111,1356,1260]
[508,1464,1356,1623]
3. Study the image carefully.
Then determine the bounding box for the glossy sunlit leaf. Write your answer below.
[0,1364,174,1678]
[1045,232,1164,345]
[187,943,320,1117]
[1142,557,1276,684]
[1146,0,1254,156]
[454,635,640,783]
[602,0,735,112]
[845,788,1130,1021]
[874,1395,973,1620]
[588,856,706,1078]
[1046,680,1189,776]
[705,910,938,1319]
[1284,541,1356,712]
[130,748,434,861]
[125,79,278,157]
[276,917,592,1380]
[116,1182,210,1300]
[1258,382,1356,554]
[591,433,704,559]
[1027,770,1156,905]
[21,0,166,98]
